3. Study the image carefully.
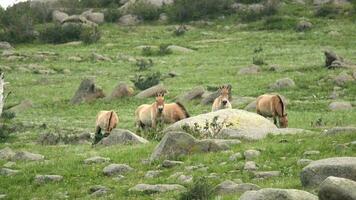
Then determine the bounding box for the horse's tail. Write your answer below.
[275,95,285,116]
[175,102,190,118]
[106,111,114,132]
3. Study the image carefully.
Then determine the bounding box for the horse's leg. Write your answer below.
[93,126,103,145]
[273,116,278,127]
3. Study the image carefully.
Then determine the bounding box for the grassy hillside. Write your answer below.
[1,4,356,199]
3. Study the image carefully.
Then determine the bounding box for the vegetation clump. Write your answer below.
[131,71,161,90]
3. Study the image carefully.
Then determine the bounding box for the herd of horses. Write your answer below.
[93,85,288,144]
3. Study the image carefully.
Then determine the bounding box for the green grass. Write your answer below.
[1,8,356,199]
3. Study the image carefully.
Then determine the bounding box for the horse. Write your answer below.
[135,93,190,129]
[212,85,232,112]
[256,94,288,128]
[93,110,119,144]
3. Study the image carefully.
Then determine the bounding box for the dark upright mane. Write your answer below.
[276,95,285,116]
[175,102,190,118]
[107,111,114,131]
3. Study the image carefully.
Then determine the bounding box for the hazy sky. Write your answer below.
[0,0,27,9]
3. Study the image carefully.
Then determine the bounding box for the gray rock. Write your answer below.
[89,185,110,197]
[145,170,161,178]
[329,101,353,111]
[8,100,33,113]
[0,42,13,50]
[238,65,261,75]
[0,147,15,160]
[3,162,15,168]
[298,159,313,166]
[0,168,20,176]
[244,150,261,160]
[229,152,243,161]
[314,0,350,6]
[215,180,260,195]
[167,45,194,53]
[333,72,354,86]
[118,14,141,26]
[92,52,112,62]
[244,161,257,171]
[107,82,134,100]
[296,21,312,32]
[318,176,356,200]
[84,156,110,164]
[270,78,295,90]
[353,71,356,79]
[129,184,185,194]
[201,90,220,105]
[81,10,104,24]
[323,127,356,135]
[253,171,280,179]
[12,151,44,161]
[35,175,63,184]
[244,100,257,111]
[177,174,193,184]
[103,164,133,176]
[70,78,105,104]
[52,10,68,23]
[150,131,229,160]
[303,150,320,157]
[68,56,82,62]
[162,160,184,168]
[97,129,148,146]
[300,157,356,187]
[240,188,318,200]
[176,86,205,102]
[135,84,167,99]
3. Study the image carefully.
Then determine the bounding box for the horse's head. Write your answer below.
[155,92,165,114]
[280,114,288,128]
[219,85,231,106]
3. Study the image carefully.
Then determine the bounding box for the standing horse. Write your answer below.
[212,85,232,112]
[256,94,288,128]
[135,93,189,129]
[93,110,119,144]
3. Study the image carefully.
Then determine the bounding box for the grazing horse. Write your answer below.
[256,94,288,128]
[93,110,119,144]
[135,93,189,129]
[212,85,232,112]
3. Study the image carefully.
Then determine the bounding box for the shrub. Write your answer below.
[131,71,161,90]
[239,0,280,22]
[130,1,161,21]
[158,44,172,56]
[135,58,154,70]
[105,8,122,22]
[0,15,37,43]
[179,177,214,200]
[315,3,348,18]
[262,16,297,30]
[141,46,154,56]
[166,0,233,22]
[173,25,187,36]
[252,46,266,65]
[80,26,101,44]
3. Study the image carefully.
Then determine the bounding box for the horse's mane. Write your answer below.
[107,111,114,131]
[276,95,285,116]
[175,102,190,118]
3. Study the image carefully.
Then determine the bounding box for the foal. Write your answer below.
[93,110,119,144]
[256,94,288,128]
[212,85,232,112]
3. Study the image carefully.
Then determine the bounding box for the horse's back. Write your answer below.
[164,103,188,122]
[135,104,152,125]
[256,94,275,117]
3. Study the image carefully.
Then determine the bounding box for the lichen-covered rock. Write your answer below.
[129,183,185,194]
[240,188,318,200]
[70,78,105,104]
[0,147,15,160]
[84,156,110,164]
[11,151,44,161]
[103,164,133,176]
[135,84,167,99]
[97,129,148,146]
[215,180,260,195]
[34,175,63,184]
[329,101,353,111]
[323,127,356,135]
[107,82,134,100]
[176,86,205,102]
[318,176,356,200]
[269,78,295,90]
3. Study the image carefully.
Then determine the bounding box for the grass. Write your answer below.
[1,6,356,199]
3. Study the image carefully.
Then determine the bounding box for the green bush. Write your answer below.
[142,46,154,56]
[0,15,37,44]
[179,177,214,200]
[80,26,101,44]
[262,16,297,30]
[135,58,154,70]
[315,3,348,18]
[105,8,122,22]
[131,72,161,90]
[130,1,161,21]
[166,0,233,22]
[158,44,172,56]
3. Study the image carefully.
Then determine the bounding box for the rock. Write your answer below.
[215,180,260,195]
[296,21,312,32]
[81,10,104,24]
[135,84,167,98]
[333,72,354,86]
[35,175,63,184]
[303,150,320,157]
[8,100,33,113]
[97,129,148,146]
[12,151,44,161]
[318,176,356,200]
[244,100,257,111]
[300,157,356,187]
[238,65,261,75]
[150,131,229,160]
[244,161,257,171]
[244,150,261,160]
[162,160,184,168]
[177,174,193,184]
[204,139,241,147]
[231,96,256,108]
[84,156,110,164]
[118,14,141,26]
[240,188,318,200]
[0,147,15,160]
[68,56,82,62]
[324,50,344,68]
[201,90,220,105]
[103,164,133,176]
[176,86,205,102]
[168,71,178,77]
[0,168,20,176]
[270,78,295,90]
[70,78,105,104]
[229,152,243,161]
[107,82,134,100]
[323,127,356,135]
[61,15,97,27]
[52,10,68,23]
[145,170,161,178]
[112,175,125,181]
[329,101,352,111]
[298,159,313,166]
[3,162,15,168]
[89,185,110,197]
[167,45,194,53]
[92,52,111,62]
[253,171,280,179]
[0,42,13,50]
[129,184,185,194]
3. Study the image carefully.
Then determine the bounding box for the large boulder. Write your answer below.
[70,79,105,104]
[318,176,356,200]
[0,42,13,50]
[300,157,356,187]
[176,86,205,102]
[97,129,148,146]
[34,175,63,184]
[107,82,134,100]
[135,84,166,99]
[52,10,68,23]
[81,10,104,24]
[329,101,353,111]
[103,164,133,176]
[0,147,16,160]
[118,14,141,26]
[333,72,354,86]
[61,15,97,27]
[11,151,44,161]
[167,45,194,54]
[269,78,295,90]
[129,183,185,194]
[240,188,318,200]
[238,65,261,75]
[323,127,356,135]
[150,131,230,160]
[119,0,173,15]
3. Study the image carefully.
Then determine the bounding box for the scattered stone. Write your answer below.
[107,82,134,100]
[296,20,312,32]
[118,14,141,26]
[270,78,295,90]
[176,86,205,102]
[35,175,63,184]
[244,100,257,111]
[162,160,184,168]
[12,151,44,161]
[0,42,13,50]
[3,162,15,168]
[52,10,68,23]
[238,65,261,75]
[81,10,105,24]
[323,127,356,135]
[168,71,178,77]
[329,101,353,111]
[92,52,112,62]
[318,176,356,200]
[0,168,20,176]
[68,56,83,62]
[145,170,161,178]
[84,156,110,164]
[240,188,318,200]
[103,164,133,176]
[333,72,354,86]
[231,96,256,108]
[185,164,205,171]
[0,147,16,160]
[70,78,105,104]
[167,45,194,53]
[89,185,110,197]
[303,150,320,157]
[253,171,280,179]
[215,180,260,195]
[129,183,185,194]
[97,129,148,146]
[135,84,167,99]
[300,157,356,187]
[207,173,220,179]
[298,159,313,166]
[8,100,33,113]
[324,50,344,68]
[244,161,257,171]
[177,174,193,184]
[244,150,261,160]
[229,152,243,161]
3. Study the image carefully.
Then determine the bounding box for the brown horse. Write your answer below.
[135,93,189,129]
[93,110,119,144]
[212,85,232,112]
[256,94,288,128]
